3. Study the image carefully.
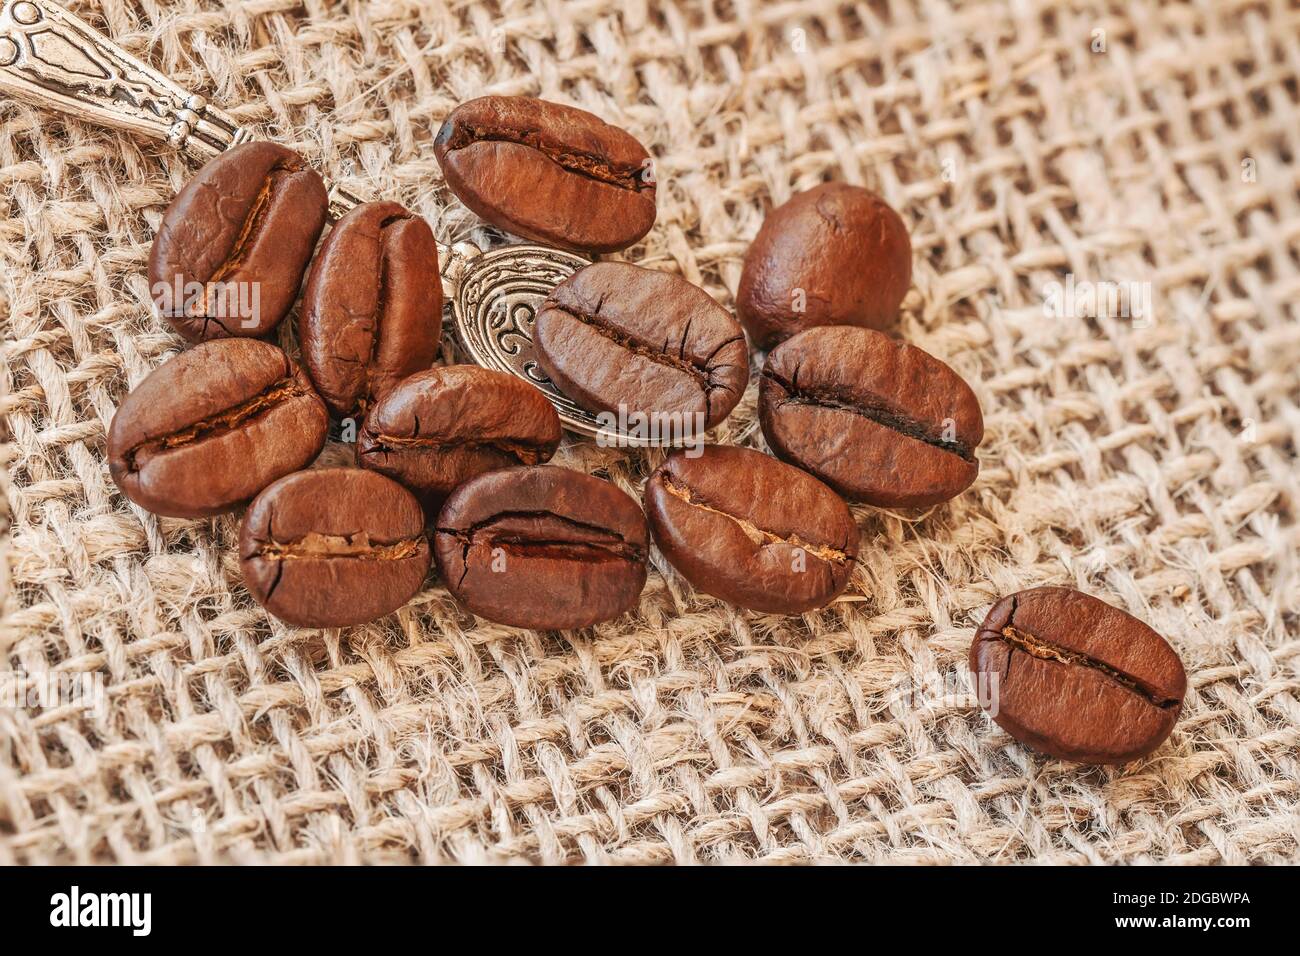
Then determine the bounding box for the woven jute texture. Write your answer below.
[3,0,1299,865]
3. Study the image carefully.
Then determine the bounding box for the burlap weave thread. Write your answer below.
[2,0,1298,864]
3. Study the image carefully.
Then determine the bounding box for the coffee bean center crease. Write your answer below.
[444,124,650,192]
[663,477,852,563]
[764,368,975,461]
[439,509,645,588]
[552,299,744,397]
[206,160,300,286]
[368,433,551,463]
[126,377,307,470]
[989,624,1180,708]
[255,532,426,561]
[440,510,644,557]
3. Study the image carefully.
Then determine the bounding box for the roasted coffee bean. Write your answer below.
[240,468,431,628]
[357,366,562,517]
[434,466,648,630]
[645,445,858,614]
[737,183,911,349]
[108,339,329,518]
[969,587,1186,764]
[149,142,328,341]
[534,262,748,433]
[760,326,982,508]
[433,95,656,253]
[300,201,442,418]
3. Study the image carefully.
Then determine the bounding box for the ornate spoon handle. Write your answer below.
[0,0,246,157]
[0,0,371,215]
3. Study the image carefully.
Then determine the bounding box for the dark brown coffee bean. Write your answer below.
[645,445,858,614]
[969,587,1186,764]
[149,142,328,342]
[534,262,748,434]
[300,201,442,419]
[108,339,329,518]
[434,466,648,630]
[357,366,562,517]
[737,183,911,350]
[760,326,982,508]
[433,95,656,253]
[240,468,431,628]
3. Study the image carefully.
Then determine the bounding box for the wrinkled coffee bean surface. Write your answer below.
[535,262,748,432]
[300,201,442,418]
[645,445,858,614]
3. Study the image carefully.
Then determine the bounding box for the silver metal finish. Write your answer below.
[0,0,248,159]
[0,0,619,440]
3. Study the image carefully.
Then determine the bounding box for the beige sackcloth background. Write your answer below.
[2,0,1299,865]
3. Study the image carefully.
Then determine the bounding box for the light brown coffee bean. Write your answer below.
[760,326,982,507]
[969,587,1186,764]
[300,201,442,419]
[357,366,562,518]
[434,95,656,253]
[149,142,328,341]
[645,445,858,614]
[107,339,329,518]
[240,468,431,628]
[737,183,911,350]
[434,466,648,630]
[534,262,748,433]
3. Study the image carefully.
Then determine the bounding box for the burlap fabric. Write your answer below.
[2,0,1298,865]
